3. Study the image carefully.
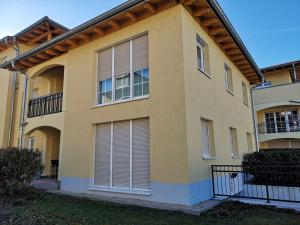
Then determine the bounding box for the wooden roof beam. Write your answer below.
[215,35,231,43]
[107,20,119,29]
[124,12,137,22]
[144,2,156,14]
[226,49,240,55]
[239,64,251,70]
[92,27,104,36]
[242,68,254,74]
[45,49,60,56]
[27,32,52,45]
[182,0,197,5]
[28,57,41,63]
[36,52,50,60]
[202,18,219,27]
[54,44,68,52]
[209,27,225,35]
[231,54,244,61]
[235,59,248,65]
[78,33,90,41]
[222,42,236,49]
[20,60,34,67]
[194,7,210,17]
[65,39,78,48]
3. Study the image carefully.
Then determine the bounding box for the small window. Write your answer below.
[28,137,35,149]
[246,132,253,152]
[115,73,130,101]
[201,119,216,159]
[225,64,234,94]
[98,78,112,104]
[229,127,239,158]
[242,82,248,105]
[196,35,210,75]
[133,68,149,97]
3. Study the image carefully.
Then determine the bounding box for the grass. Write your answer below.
[1,192,300,225]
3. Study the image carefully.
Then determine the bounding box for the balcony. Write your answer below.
[28,92,63,118]
[258,120,300,134]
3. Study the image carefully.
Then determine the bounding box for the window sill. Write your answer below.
[198,68,212,79]
[203,155,216,160]
[232,155,239,159]
[226,89,235,96]
[91,95,149,109]
[89,186,151,196]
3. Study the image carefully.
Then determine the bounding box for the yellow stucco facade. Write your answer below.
[0,3,259,205]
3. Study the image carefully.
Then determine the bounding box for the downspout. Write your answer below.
[292,63,297,81]
[250,86,259,152]
[11,61,28,149]
[5,36,20,147]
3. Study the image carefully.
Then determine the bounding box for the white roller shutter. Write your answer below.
[112,121,130,188]
[114,41,130,75]
[132,35,148,71]
[132,118,150,190]
[98,48,112,80]
[94,123,111,187]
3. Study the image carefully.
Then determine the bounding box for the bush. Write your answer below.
[242,150,300,186]
[0,148,43,196]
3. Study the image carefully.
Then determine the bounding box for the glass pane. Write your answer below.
[115,89,122,101]
[99,93,105,104]
[124,87,130,99]
[106,79,112,92]
[197,45,203,69]
[99,80,105,92]
[142,68,149,82]
[134,84,142,97]
[134,70,143,84]
[106,91,112,103]
[143,82,149,95]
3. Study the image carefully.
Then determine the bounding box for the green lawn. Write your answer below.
[1,192,300,225]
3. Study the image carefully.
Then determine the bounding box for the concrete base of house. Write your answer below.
[214,196,300,212]
[48,189,221,215]
[60,176,213,206]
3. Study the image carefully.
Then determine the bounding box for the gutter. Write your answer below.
[0,0,146,70]
[206,0,264,82]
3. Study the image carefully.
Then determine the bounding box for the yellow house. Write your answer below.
[253,60,300,149]
[0,0,262,205]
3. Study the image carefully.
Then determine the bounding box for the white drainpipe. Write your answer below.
[251,86,259,152]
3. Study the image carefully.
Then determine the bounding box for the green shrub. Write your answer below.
[0,148,43,196]
[242,150,300,186]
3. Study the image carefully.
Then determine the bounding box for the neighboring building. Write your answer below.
[253,60,300,149]
[0,0,262,206]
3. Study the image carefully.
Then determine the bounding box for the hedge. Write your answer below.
[0,148,43,196]
[242,150,300,186]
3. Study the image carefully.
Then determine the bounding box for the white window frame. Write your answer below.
[229,127,239,159]
[96,36,149,107]
[28,137,35,149]
[98,78,112,105]
[201,119,216,160]
[197,41,205,72]
[242,82,248,106]
[225,64,234,95]
[91,120,151,196]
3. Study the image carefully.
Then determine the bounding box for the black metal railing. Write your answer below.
[28,92,63,118]
[212,164,300,203]
[258,120,300,134]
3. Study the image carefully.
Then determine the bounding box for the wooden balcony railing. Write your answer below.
[28,92,63,118]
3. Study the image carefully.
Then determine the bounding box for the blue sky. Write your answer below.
[0,0,299,68]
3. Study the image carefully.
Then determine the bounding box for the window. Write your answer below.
[196,34,210,75]
[97,34,149,105]
[246,132,253,152]
[28,137,35,149]
[134,68,149,97]
[229,127,239,158]
[265,110,299,133]
[242,82,248,105]
[115,73,130,101]
[98,78,112,104]
[201,119,215,159]
[225,64,234,94]
[94,118,150,193]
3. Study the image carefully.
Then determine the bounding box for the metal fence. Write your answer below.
[212,164,300,203]
[28,92,63,118]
